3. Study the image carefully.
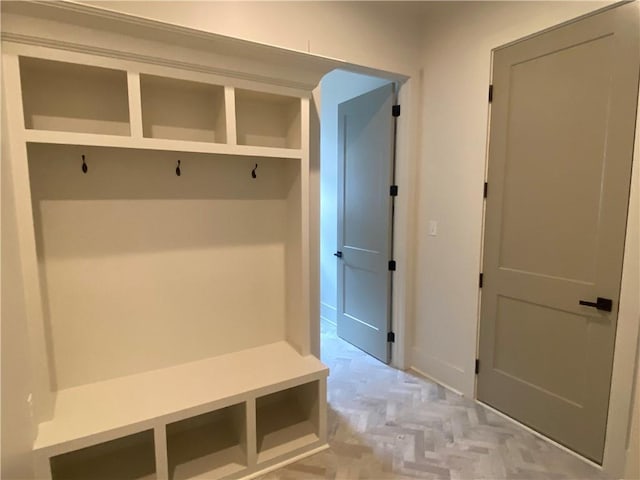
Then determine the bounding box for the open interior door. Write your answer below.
[336,83,395,363]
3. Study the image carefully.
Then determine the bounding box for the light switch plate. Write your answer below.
[428,220,438,236]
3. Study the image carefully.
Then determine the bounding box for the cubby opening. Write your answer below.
[20,57,130,135]
[49,430,155,480]
[235,89,301,149]
[140,74,226,143]
[167,404,247,480]
[256,381,320,463]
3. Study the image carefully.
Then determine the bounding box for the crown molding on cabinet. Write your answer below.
[1,0,344,92]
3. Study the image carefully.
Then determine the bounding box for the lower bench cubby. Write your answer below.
[167,403,247,480]
[35,343,328,479]
[50,430,156,480]
[256,381,320,463]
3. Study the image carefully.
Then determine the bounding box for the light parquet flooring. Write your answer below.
[259,321,608,480]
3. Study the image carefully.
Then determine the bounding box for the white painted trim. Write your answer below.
[477,400,603,471]
[23,129,303,159]
[320,302,337,324]
[13,0,343,67]
[224,86,237,146]
[239,444,330,480]
[2,31,319,92]
[32,452,52,480]
[317,377,328,444]
[390,78,419,371]
[310,88,322,360]
[411,347,467,396]
[245,397,258,468]
[153,426,169,480]
[402,71,423,376]
[126,71,143,138]
[602,6,640,471]
[2,53,55,422]
[408,366,465,398]
[1,40,312,100]
[300,97,312,357]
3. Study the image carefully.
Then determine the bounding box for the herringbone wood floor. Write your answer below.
[259,321,607,479]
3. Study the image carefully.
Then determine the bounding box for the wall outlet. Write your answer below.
[428,220,438,236]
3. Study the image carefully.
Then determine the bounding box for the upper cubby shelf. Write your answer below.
[235,89,301,149]
[20,57,131,136]
[140,74,226,144]
[23,130,302,159]
[18,56,305,158]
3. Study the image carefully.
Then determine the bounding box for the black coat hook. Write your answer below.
[81,154,88,174]
[176,160,181,177]
[251,163,258,179]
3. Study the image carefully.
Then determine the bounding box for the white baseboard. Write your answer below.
[411,347,466,396]
[320,301,336,324]
[409,365,465,397]
[241,444,330,479]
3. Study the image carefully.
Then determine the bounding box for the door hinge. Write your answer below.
[392,104,401,117]
[390,185,398,196]
[479,273,484,288]
[388,260,396,271]
[483,182,488,198]
[387,331,395,343]
[475,359,480,374]
[488,84,493,103]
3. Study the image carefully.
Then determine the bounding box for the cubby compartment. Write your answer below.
[49,430,156,480]
[20,57,130,135]
[235,89,301,149]
[167,404,247,480]
[141,74,226,143]
[256,381,320,463]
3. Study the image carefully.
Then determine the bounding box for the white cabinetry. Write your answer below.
[2,19,330,478]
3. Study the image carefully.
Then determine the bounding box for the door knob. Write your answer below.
[579,297,613,312]
[334,251,343,258]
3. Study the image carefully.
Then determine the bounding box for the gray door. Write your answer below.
[478,4,639,463]
[337,83,394,363]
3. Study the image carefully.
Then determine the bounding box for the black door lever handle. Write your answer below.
[334,251,343,258]
[579,297,613,312]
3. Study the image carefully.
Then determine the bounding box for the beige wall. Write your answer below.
[413,0,612,395]
[82,1,426,77]
[621,80,640,480]
[413,3,637,476]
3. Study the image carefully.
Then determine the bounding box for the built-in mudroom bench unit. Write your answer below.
[2,3,341,478]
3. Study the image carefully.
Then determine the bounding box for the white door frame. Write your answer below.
[311,69,417,372]
[601,77,640,477]
[474,3,640,476]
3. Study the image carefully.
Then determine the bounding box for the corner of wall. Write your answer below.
[1,83,36,480]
